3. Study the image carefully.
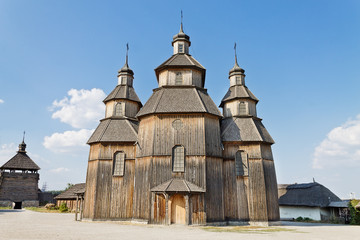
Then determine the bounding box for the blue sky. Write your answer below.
[0,0,359,198]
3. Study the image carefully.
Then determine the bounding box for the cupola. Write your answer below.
[172,14,191,54]
[229,43,246,87]
[117,44,134,86]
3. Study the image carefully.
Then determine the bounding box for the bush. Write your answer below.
[59,203,68,212]
[295,217,303,221]
[303,217,313,222]
[349,200,360,225]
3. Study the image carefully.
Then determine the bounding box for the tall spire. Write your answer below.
[234,42,239,67]
[180,10,184,33]
[125,43,129,66]
[229,42,245,76]
[118,43,134,76]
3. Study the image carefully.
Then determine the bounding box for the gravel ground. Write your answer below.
[0,209,359,240]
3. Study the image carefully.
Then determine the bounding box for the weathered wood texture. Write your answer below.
[223,159,249,221]
[263,159,280,221]
[190,194,206,225]
[105,100,140,118]
[89,143,136,161]
[0,172,39,202]
[222,142,279,222]
[158,69,202,88]
[223,99,257,118]
[205,157,224,222]
[137,114,221,158]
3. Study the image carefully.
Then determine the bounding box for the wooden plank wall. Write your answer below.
[83,160,98,219]
[0,173,39,202]
[248,159,268,222]
[110,160,135,219]
[190,194,206,225]
[205,157,224,222]
[263,159,280,221]
[137,114,208,157]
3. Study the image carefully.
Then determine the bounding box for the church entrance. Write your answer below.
[13,202,22,209]
[171,194,186,224]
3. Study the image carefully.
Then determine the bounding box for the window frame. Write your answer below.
[114,102,124,116]
[175,72,183,85]
[113,151,125,176]
[238,101,248,116]
[172,145,185,172]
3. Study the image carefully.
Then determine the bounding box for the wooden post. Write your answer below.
[80,195,84,221]
[165,193,169,225]
[75,195,79,221]
[150,192,155,224]
[185,194,189,225]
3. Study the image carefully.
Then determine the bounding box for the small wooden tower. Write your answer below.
[220,48,280,223]
[83,48,142,219]
[0,137,40,208]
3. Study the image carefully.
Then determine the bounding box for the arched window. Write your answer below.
[238,101,247,116]
[172,145,185,172]
[175,72,183,85]
[236,76,241,85]
[113,151,125,176]
[235,150,248,176]
[114,102,123,116]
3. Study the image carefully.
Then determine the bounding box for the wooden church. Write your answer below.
[83,23,279,225]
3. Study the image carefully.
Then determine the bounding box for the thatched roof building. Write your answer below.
[278,182,341,207]
[278,182,346,221]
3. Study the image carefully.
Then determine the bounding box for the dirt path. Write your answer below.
[0,210,359,240]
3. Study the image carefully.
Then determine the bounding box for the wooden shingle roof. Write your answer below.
[54,183,86,200]
[151,178,205,193]
[278,182,341,208]
[103,85,142,106]
[136,87,222,118]
[1,152,40,171]
[220,85,258,107]
[221,117,274,144]
[155,54,206,83]
[87,119,139,144]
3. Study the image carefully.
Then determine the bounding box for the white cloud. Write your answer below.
[49,167,70,173]
[43,129,94,153]
[0,99,4,104]
[51,88,105,129]
[313,114,360,169]
[0,143,17,165]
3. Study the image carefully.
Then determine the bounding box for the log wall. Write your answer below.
[0,172,39,202]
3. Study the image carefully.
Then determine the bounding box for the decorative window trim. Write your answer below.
[235,150,248,176]
[172,145,185,172]
[175,72,183,85]
[114,102,124,116]
[238,101,248,116]
[113,151,125,176]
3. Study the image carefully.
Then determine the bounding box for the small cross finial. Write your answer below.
[126,43,129,65]
[180,10,184,32]
[234,42,238,64]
